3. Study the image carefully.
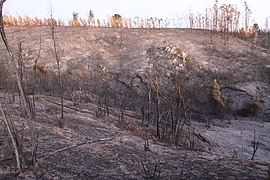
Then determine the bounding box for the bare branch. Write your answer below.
[0,0,38,165]
[0,102,22,172]
[37,136,115,160]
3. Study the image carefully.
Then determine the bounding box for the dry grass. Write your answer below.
[3,1,266,33]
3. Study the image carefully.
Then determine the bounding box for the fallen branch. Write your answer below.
[37,136,115,160]
[221,86,253,97]
[43,97,138,119]
[193,132,212,145]
[41,97,95,115]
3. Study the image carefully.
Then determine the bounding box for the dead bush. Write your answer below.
[239,100,263,117]
[34,63,48,74]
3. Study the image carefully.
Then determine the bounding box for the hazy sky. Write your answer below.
[3,0,270,29]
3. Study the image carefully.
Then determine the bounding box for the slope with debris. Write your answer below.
[0,27,269,179]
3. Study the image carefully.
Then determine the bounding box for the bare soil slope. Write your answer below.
[0,27,270,179]
[1,26,269,113]
[0,96,269,179]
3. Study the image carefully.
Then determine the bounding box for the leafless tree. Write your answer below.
[146,46,190,144]
[244,1,252,32]
[147,47,161,139]
[0,0,37,165]
[48,3,64,128]
[213,0,219,32]
[219,4,237,45]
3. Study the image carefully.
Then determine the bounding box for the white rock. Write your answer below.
[165,47,171,52]
[172,58,178,65]
[181,51,187,62]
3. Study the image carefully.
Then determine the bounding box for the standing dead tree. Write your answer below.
[146,46,190,144]
[147,47,161,139]
[244,1,252,32]
[88,10,95,27]
[219,4,238,45]
[48,4,64,128]
[213,0,219,33]
[0,0,37,165]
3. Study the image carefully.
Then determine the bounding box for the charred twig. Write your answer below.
[249,130,263,160]
[141,160,161,180]
[141,160,148,177]
[193,132,212,145]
